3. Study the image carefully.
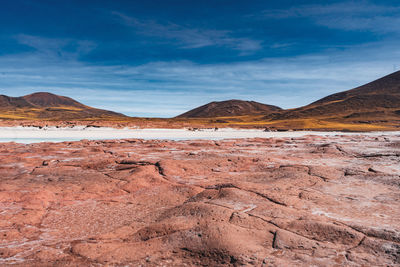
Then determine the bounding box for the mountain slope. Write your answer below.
[177,100,282,118]
[0,92,126,120]
[268,71,400,120]
[22,92,87,108]
[0,95,34,108]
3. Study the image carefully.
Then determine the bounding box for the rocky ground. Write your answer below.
[0,134,400,266]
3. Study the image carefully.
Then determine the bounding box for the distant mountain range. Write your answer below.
[265,70,400,121]
[177,100,282,118]
[0,92,125,120]
[1,71,399,130]
[179,71,400,120]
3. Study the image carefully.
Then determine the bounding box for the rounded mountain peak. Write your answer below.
[177,99,282,118]
[23,92,86,108]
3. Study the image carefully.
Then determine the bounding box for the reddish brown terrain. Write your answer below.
[1,134,399,266]
[172,71,400,130]
[177,100,282,118]
[2,71,400,131]
[268,70,400,122]
[0,92,125,120]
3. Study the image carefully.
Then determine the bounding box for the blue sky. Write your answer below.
[1,0,400,117]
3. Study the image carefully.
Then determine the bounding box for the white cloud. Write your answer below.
[262,1,400,33]
[1,34,400,117]
[15,34,97,59]
[111,11,262,52]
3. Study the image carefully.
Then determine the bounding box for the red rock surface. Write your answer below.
[0,135,400,266]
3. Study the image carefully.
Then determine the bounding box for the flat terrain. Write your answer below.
[1,126,393,143]
[1,134,400,266]
[0,117,398,132]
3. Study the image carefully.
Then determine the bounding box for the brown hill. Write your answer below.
[268,71,400,121]
[177,100,282,118]
[22,92,87,108]
[0,92,126,120]
[0,95,34,108]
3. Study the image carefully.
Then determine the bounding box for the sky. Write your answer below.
[1,0,400,117]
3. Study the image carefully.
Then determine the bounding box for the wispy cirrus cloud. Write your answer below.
[262,1,400,33]
[111,11,262,53]
[2,1,400,117]
[1,37,400,117]
[15,34,97,59]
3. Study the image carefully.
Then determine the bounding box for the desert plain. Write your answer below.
[1,132,399,266]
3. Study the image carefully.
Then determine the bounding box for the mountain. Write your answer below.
[177,100,282,118]
[1,71,399,130]
[22,92,87,108]
[0,95,33,108]
[0,92,126,120]
[267,71,400,121]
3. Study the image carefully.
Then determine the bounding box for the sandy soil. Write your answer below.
[0,134,399,266]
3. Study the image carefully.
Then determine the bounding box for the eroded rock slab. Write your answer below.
[0,134,399,266]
